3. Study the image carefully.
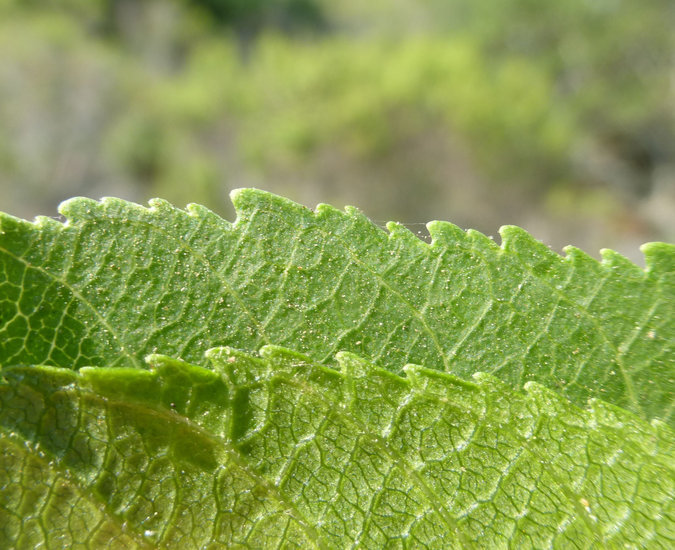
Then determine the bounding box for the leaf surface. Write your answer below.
[0,190,672,423]
[1,347,673,549]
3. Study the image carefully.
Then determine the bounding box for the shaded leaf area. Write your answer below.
[1,347,673,549]
[0,190,673,423]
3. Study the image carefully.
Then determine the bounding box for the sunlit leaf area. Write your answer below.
[1,2,674,546]
[1,190,673,548]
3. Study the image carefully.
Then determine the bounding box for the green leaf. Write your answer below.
[2,347,673,548]
[0,190,672,423]
[1,190,674,547]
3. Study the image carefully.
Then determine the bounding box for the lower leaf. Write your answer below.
[1,348,673,548]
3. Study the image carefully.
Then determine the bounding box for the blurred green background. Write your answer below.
[1,0,673,261]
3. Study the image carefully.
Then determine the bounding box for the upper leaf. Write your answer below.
[1,347,673,548]
[0,190,673,423]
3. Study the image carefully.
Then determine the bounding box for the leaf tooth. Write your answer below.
[206,346,266,384]
[523,380,587,427]
[338,352,408,390]
[185,202,232,229]
[101,196,153,221]
[0,210,22,232]
[315,202,362,243]
[57,196,103,221]
[563,245,603,274]
[348,203,393,237]
[259,346,347,399]
[313,201,345,226]
[599,248,643,276]
[426,220,467,248]
[500,224,567,278]
[145,354,230,430]
[385,221,428,250]
[471,370,507,386]
[316,202,392,265]
[404,366,490,426]
[147,197,211,229]
[336,351,369,410]
[146,197,174,213]
[343,204,377,227]
[313,202,341,216]
[500,224,555,254]
[0,207,78,237]
[335,350,371,377]
[466,227,501,253]
[0,210,42,251]
[230,187,314,227]
[139,197,203,230]
[641,242,675,274]
[205,345,243,362]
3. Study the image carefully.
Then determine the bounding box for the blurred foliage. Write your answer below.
[0,0,673,258]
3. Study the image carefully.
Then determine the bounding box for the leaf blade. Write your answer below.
[1,191,672,422]
[2,349,672,548]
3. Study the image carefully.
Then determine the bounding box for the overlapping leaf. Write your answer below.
[1,347,673,548]
[0,190,672,423]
